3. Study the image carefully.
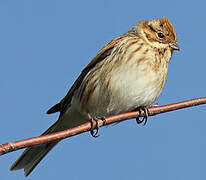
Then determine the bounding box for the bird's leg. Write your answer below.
[136,107,149,126]
[153,103,159,106]
[88,113,106,138]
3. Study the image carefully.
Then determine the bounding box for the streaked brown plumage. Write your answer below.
[10,17,179,176]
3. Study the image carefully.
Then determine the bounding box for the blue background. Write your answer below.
[1,1,206,179]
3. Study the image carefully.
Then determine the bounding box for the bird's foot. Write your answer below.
[136,107,149,126]
[88,114,106,138]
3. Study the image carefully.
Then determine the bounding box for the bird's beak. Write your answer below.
[170,42,180,51]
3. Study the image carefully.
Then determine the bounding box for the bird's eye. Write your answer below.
[157,32,164,38]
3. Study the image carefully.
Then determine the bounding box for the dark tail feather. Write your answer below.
[10,121,60,177]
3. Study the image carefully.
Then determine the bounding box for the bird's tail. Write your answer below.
[10,106,88,177]
[10,118,70,177]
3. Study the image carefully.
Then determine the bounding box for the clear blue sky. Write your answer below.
[1,1,206,179]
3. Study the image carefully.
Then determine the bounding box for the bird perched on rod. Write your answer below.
[10,17,179,176]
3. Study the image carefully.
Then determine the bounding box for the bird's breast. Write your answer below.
[74,38,170,117]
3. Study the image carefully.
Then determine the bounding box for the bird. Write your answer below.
[10,17,179,176]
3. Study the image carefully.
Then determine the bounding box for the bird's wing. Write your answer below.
[47,35,126,114]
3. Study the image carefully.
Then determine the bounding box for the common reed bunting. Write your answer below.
[10,17,179,176]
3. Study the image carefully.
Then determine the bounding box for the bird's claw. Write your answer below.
[88,114,106,138]
[136,107,149,126]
